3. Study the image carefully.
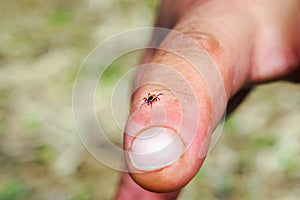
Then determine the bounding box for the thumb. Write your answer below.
[124,3,253,193]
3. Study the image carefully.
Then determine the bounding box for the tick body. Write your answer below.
[140,93,163,108]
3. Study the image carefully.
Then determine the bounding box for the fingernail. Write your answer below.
[128,127,184,171]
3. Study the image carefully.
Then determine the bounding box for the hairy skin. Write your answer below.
[115,0,300,199]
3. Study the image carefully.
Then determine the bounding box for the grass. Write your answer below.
[0,180,31,200]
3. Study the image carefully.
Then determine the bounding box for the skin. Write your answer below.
[115,0,300,199]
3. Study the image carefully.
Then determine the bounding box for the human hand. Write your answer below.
[115,0,300,199]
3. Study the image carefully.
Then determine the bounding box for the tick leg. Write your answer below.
[140,102,147,108]
[157,97,160,101]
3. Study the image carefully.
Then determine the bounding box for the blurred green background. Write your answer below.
[0,0,299,199]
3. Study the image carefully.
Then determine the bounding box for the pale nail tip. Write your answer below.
[128,154,178,171]
[128,127,184,171]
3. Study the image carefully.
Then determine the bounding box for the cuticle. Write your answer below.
[129,125,184,150]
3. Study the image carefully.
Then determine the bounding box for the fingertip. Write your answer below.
[128,127,184,171]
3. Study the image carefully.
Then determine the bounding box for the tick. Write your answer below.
[140,93,163,108]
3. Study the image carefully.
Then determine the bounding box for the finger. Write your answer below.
[124,0,300,193]
[124,5,253,194]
